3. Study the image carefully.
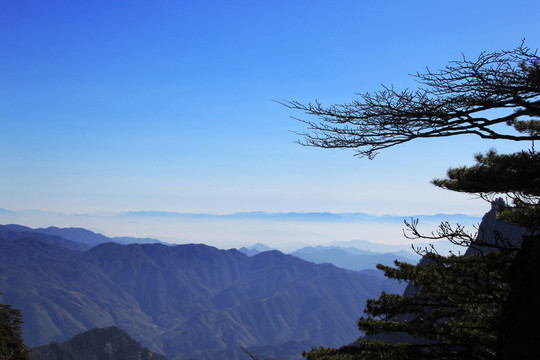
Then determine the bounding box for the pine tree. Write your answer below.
[434,150,540,359]
[304,225,513,359]
[285,43,540,359]
[0,294,29,360]
[304,149,539,359]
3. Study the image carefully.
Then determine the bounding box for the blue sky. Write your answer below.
[1,1,539,245]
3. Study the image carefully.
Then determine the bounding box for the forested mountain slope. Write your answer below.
[0,228,405,359]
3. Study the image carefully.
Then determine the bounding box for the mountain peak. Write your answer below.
[238,242,274,256]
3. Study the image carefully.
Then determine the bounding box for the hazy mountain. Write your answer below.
[0,224,163,248]
[329,238,467,256]
[0,224,92,251]
[290,245,418,271]
[328,239,418,253]
[117,210,480,224]
[1,208,480,223]
[1,208,481,250]
[0,227,405,360]
[30,326,169,360]
[33,226,163,246]
[238,242,274,256]
[110,236,163,245]
[31,226,113,247]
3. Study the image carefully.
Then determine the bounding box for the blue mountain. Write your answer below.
[0,226,405,360]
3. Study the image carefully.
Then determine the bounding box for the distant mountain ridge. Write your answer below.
[110,210,481,223]
[1,208,482,250]
[290,245,418,272]
[1,208,481,223]
[238,242,274,256]
[329,238,468,256]
[238,242,419,272]
[328,239,418,253]
[0,225,405,360]
[0,224,163,249]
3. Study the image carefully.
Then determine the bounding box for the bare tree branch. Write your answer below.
[279,42,540,159]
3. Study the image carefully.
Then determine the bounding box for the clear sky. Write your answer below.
[1,1,539,246]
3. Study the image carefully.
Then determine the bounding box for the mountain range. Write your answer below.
[0,224,406,359]
[239,243,419,273]
[0,223,163,249]
[0,208,482,251]
[0,208,481,223]
[289,246,418,272]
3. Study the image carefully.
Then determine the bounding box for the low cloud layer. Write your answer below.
[1,208,481,252]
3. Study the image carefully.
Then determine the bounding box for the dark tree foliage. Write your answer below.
[0,294,29,360]
[303,150,540,360]
[281,42,540,159]
[304,219,515,360]
[285,43,540,360]
[433,150,540,197]
[434,149,540,233]
[433,149,540,360]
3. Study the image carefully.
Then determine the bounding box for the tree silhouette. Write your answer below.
[284,43,540,359]
[281,42,540,159]
[0,294,29,360]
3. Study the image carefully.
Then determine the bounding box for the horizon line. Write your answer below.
[1,207,484,219]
